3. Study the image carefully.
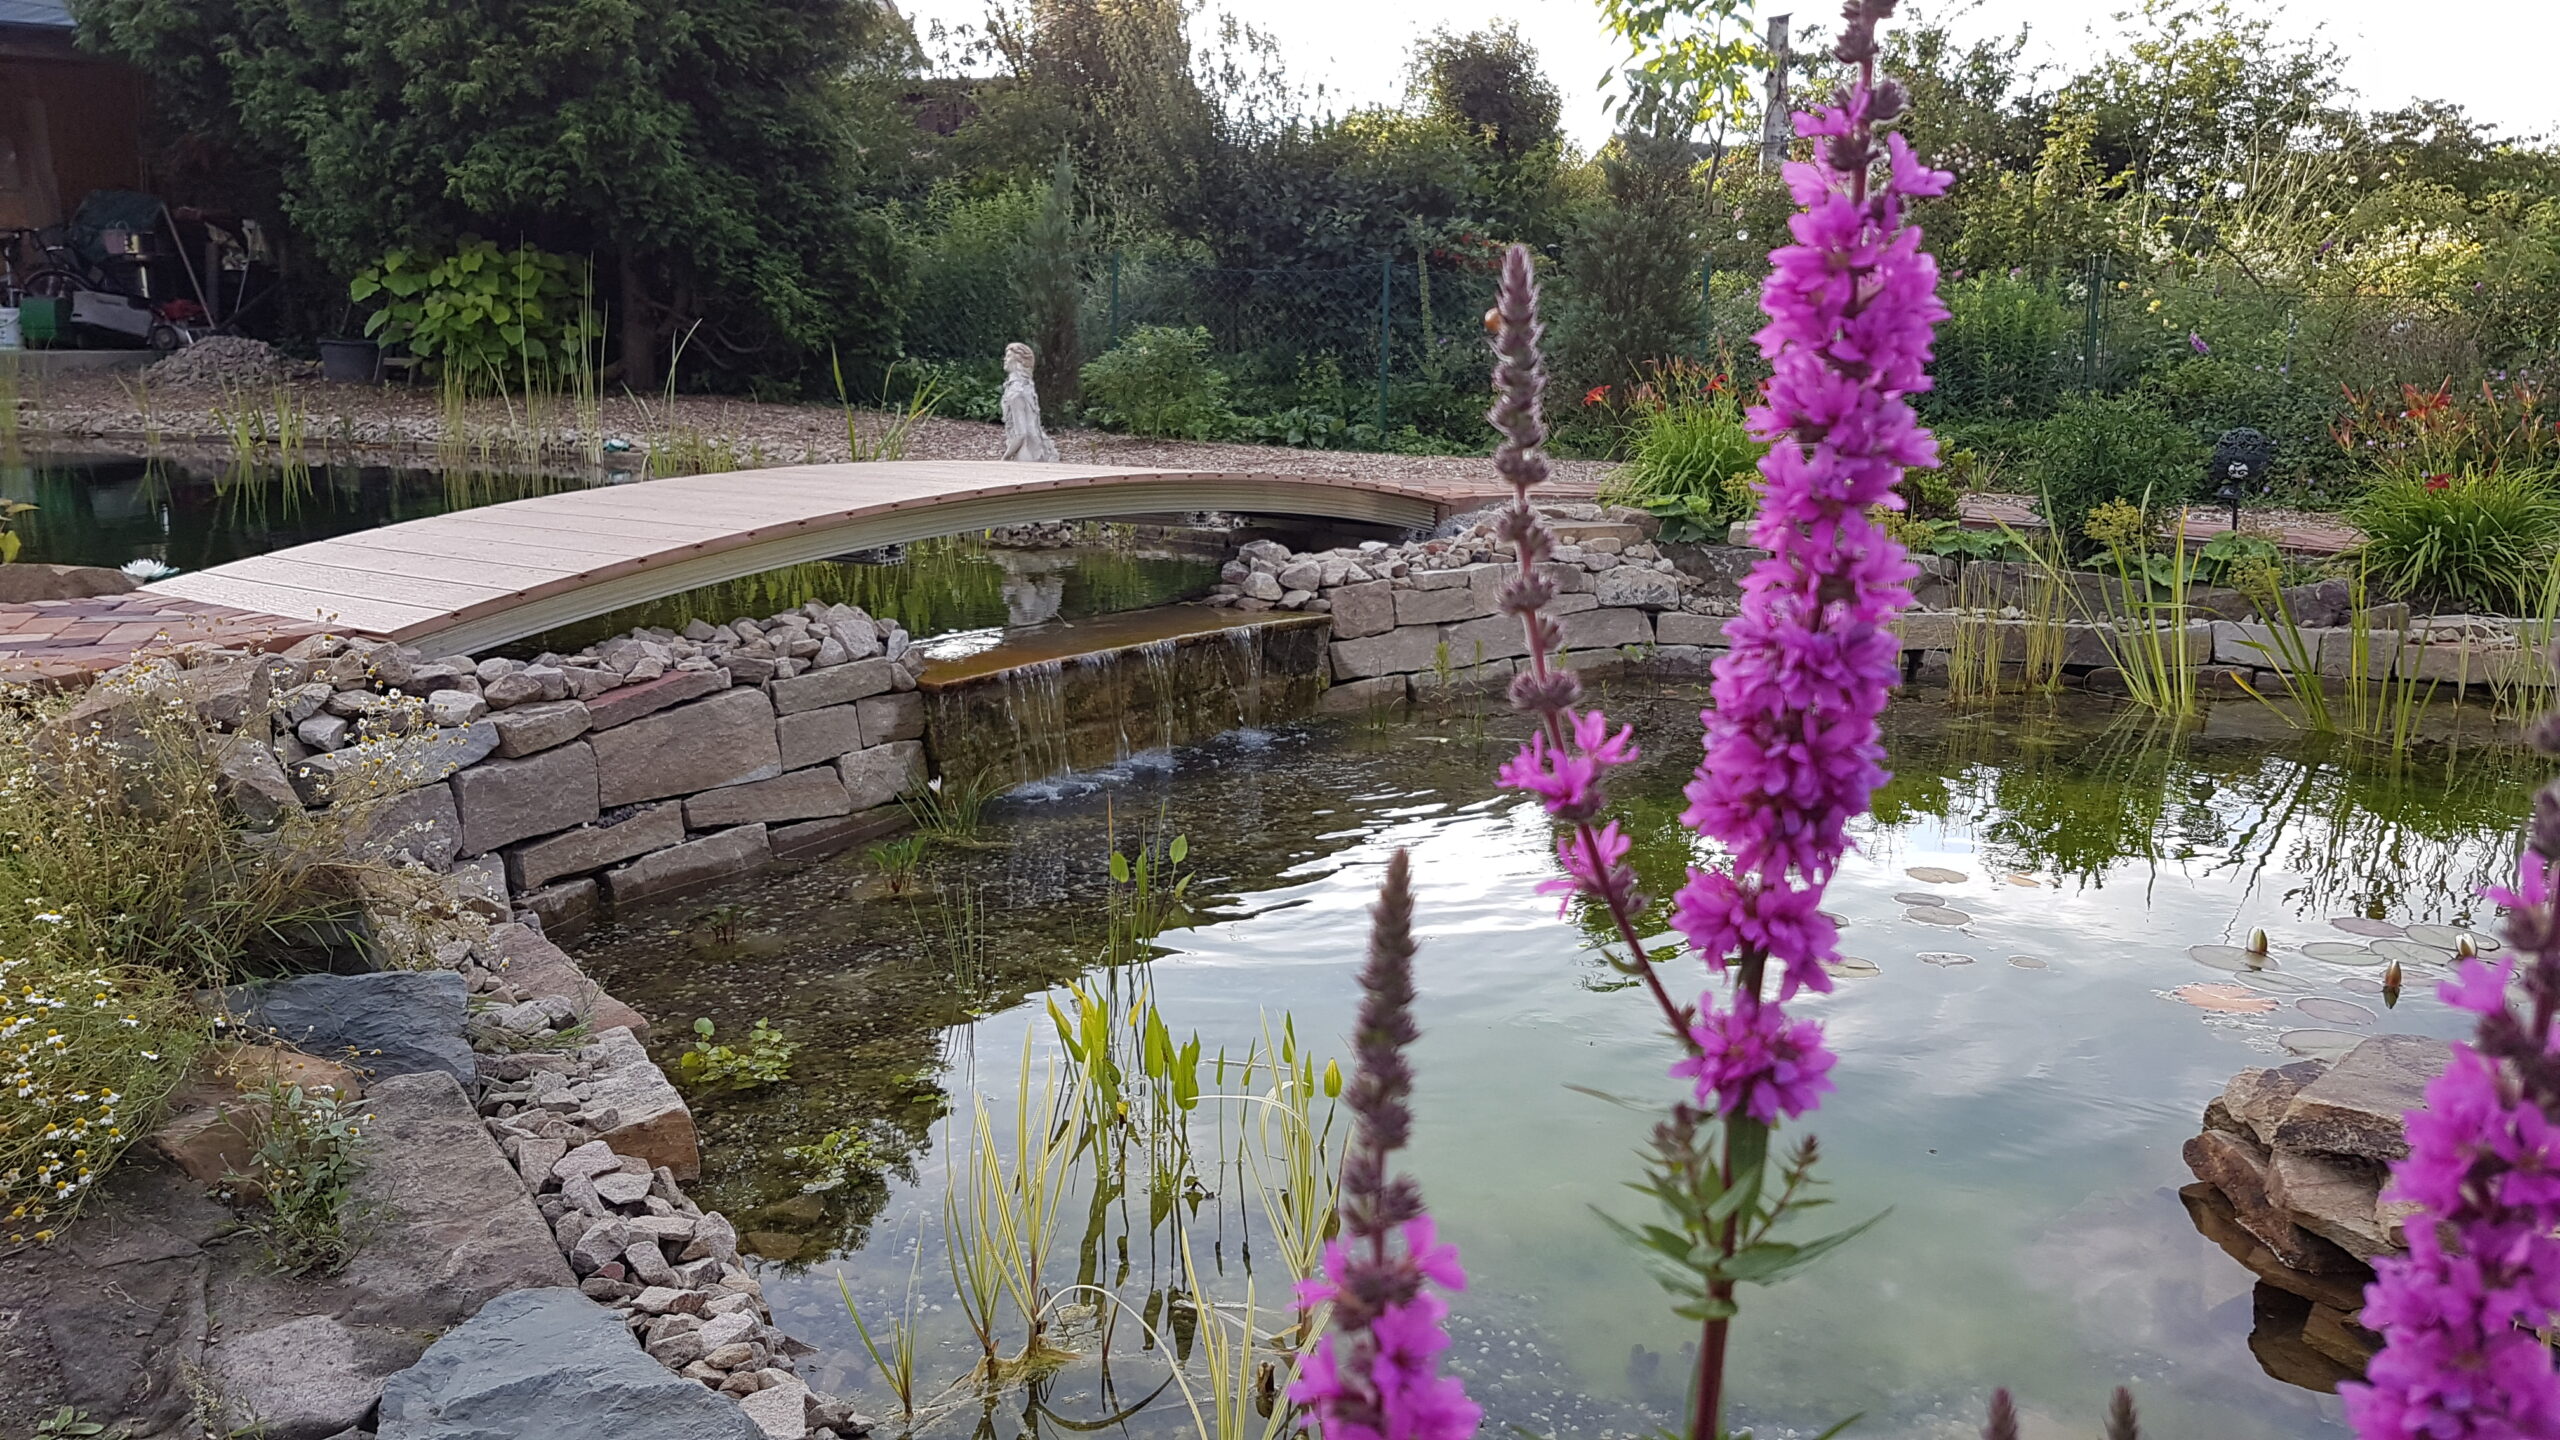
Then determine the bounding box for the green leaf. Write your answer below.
[1168,834,1188,865]
[1109,852,1131,883]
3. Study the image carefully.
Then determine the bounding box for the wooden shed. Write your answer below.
[0,0,145,232]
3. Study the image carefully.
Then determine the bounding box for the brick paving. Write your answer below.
[0,593,329,690]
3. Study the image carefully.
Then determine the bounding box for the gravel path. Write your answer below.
[12,371,1608,503]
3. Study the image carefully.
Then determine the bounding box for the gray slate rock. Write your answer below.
[376,1287,763,1440]
[233,971,473,1084]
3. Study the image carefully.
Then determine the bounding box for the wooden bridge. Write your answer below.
[127,462,1456,657]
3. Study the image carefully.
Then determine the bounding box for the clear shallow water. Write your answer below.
[570,688,2536,1440]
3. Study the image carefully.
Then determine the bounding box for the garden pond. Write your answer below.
[568,684,2535,1440]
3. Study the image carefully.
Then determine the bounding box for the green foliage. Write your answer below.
[785,1124,890,1193]
[1928,275,2076,420]
[2022,393,2208,557]
[1018,153,1089,413]
[1079,326,1235,439]
[76,0,914,383]
[224,1082,368,1276]
[677,1018,798,1093]
[0,952,201,1242]
[866,836,927,896]
[2346,470,2560,614]
[1554,133,1703,395]
[351,240,587,391]
[1595,0,1764,138]
[0,500,36,564]
[31,1407,113,1438]
[1600,379,1769,542]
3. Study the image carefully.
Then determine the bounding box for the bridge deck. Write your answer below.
[134,461,1461,656]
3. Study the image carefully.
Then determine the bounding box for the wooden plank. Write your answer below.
[193,555,521,611]
[217,545,570,592]
[146,573,451,634]
[309,529,608,576]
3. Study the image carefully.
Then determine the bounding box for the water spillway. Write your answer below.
[916,605,1330,787]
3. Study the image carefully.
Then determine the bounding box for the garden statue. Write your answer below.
[1001,342,1060,463]
[2211,427,2277,529]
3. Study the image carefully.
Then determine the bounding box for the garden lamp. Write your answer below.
[2209,427,2276,533]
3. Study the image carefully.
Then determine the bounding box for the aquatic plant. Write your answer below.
[2344,708,2560,1435]
[673,1016,797,1092]
[1469,6,1942,1433]
[1290,849,1480,1440]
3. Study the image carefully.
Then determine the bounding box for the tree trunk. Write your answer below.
[619,252,657,392]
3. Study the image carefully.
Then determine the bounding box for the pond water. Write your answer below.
[0,451,1226,647]
[569,687,2534,1440]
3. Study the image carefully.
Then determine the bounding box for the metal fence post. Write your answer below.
[2080,256,2107,390]
[1701,256,1714,356]
[1108,251,1121,348]
[1376,256,1392,439]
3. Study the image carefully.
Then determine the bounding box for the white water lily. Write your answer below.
[119,558,178,581]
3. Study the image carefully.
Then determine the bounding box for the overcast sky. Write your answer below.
[900,0,2554,150]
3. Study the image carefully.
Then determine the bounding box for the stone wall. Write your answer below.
[78,601,937,939]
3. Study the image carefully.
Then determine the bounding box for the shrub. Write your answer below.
[2346,469,2560,615]
[1598,371,1770,542]
[2021,393,2208,557]
[2141,355,2344,493]
[1927,274,2075,420]
[1079,326,1235,440]
[350,239,591,391]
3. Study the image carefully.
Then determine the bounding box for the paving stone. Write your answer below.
[1653,611,1731,647]
[1395,586,1492,626]
[1328,625,1448,680]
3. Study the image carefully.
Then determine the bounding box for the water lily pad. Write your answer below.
[2301,941,2382,964]
[1907,907,1973,927]
[1823,956,1882,978]
[2330,917,2406,938]
[2190,944,2274,972]
[2006,954,2050,970]
[2280,1029,2366,1060]
[2296,996,2377,1025]
[2339,976,2385,994]
[2170,982,2279,1014]
[2406,923,2501,954]
[2005,874,2041,887]
[1918,951,1976,966]
[1894,892,1947,907]
[1820,910,1849,929]
[2374,939,2455,966]
[1907,866,1969,884]
[2246,971,2317,993]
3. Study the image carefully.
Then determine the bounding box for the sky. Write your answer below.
[898,0,2556,150]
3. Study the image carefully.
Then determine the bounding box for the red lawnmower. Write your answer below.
[0,190,277,350]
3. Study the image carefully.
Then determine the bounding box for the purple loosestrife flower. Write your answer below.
[1295,850,1481,1440]
[1669,1,1948,1121]
[2345,829,2560,1438]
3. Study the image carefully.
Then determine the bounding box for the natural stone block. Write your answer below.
[2218,1060,2330,1148]
[233,971,473,1084]
[2313,627,2407,680]
[1408,660,1514,699]
[591,688,781,807]
[2182,1128,2363,1275]
[856,689,927,745]
[485,922,650,1037]
[449,853,509,920]
[684,767,852,828]
[507,803,686,891]
[287,721,499,806]
[1395,586,1492,626]
[583,668,728,730]
[1594,567,1681,609]
[769,656,896,715]
[602,825,773,907]
[2408,642,2550,687]
[1654,612,1730,647]
[770,805,909,862]
[1316,675,1409,714]
[518,878,601,936]
[581,1026,702,1181]
[374,1288,759,1440]
[839,740,928,812]
[2212,620,2288,668]
[2178,1182,2372,1313]
[150,1044,366,1186]
[452,742,600,857]
[213,736,302,830]
[343,782,463,871]
[774,703,863,770]
[1329,626,1450,680]
[491,699,593,757]
[2274,1033,2447,1162]
[1559,607,1653,652]
[208,1314,388,1440]
[2267,1147,2394,1259]
[1328,580,1396,640]
[1440,613,1530,665]
[1894,611,1959,650]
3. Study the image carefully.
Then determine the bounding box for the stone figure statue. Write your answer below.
[1001,342,1059,463]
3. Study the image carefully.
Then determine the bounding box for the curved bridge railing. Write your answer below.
[141,462,1454,655]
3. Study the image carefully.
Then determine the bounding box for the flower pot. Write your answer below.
[318,337,381,384]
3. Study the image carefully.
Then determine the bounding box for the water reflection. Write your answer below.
[569,690,2534,1440]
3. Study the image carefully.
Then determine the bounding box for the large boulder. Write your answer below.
[231,971,473,1085]
[375,1287,762,1440]
[2273,1034,2447,1162]
[0,562,138,602]
[338,1071,575,1331]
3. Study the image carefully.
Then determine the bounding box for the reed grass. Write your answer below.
[837,1261,922,1422]
[2232,562,2442,744]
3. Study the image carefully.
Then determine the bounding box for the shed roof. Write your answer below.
[0,0,73,27]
